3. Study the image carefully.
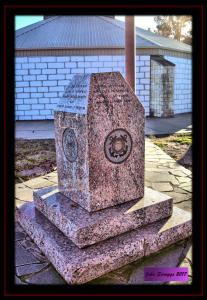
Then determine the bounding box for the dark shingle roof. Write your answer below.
[15,16,191,53]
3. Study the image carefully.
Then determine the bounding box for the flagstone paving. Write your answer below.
[15,138,192,285]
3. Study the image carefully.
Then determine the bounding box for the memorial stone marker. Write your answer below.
[54,73,144,212]
[16,72,192,284]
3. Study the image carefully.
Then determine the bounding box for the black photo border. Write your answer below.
[1,0,206,297]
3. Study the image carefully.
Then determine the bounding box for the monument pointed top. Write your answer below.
[55,72,144,116]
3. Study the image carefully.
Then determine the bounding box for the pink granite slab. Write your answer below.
[16,203,191,284]
[54,72,145,212]
[33,185,173,248]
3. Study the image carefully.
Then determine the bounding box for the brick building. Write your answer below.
[15,16,192,120]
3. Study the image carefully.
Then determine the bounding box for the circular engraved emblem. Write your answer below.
[104,128,133,164]
[62,128,78,163]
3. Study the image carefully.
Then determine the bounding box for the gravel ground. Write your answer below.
[15,139,56,183]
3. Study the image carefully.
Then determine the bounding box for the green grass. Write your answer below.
[153,141,165,149]
[149,133,192,167]
[150,134,192,147]
[174,135,192,145]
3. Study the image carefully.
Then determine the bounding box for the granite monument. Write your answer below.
[16,72,192,284]
[54,72,144,212]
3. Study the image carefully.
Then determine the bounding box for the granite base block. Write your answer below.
[16,203,191,284]
[33,186,173,248]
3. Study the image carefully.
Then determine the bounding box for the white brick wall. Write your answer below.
[15,55,150,120]
[136,55,150,116]
[165,56,192,114]
[15,54,192,120]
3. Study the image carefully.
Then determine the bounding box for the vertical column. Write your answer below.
[125,16,136,93]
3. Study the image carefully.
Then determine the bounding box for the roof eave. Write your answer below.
[15,46,191,54]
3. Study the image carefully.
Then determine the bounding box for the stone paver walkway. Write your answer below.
[15,138,192,285]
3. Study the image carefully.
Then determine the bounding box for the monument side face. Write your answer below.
[54,75,91,210]
[54,72,145,212]
[87,72,145,211]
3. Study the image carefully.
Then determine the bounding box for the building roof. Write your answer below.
[151,55,175,66]
[15,16,191,53]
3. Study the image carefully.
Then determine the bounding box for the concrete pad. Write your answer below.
[15,121,55,140]
[16,131,55,140]
[145,113,192,136]
[15,120,54,131]
[15,113,192,140]
[33,186,173,248]
[16,203,191,284]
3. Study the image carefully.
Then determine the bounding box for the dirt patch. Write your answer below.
[15,139,56,183]
[149,134,192,171]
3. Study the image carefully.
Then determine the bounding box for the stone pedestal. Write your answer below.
[33,185,173,248]
[16,72,192,284]
[16,203,191,284]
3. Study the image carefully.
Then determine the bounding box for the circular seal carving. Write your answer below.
[104,128,132,164]
[62,128,78,163]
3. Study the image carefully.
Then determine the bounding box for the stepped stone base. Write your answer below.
[16,203,191,284]
[33,186,173,248]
